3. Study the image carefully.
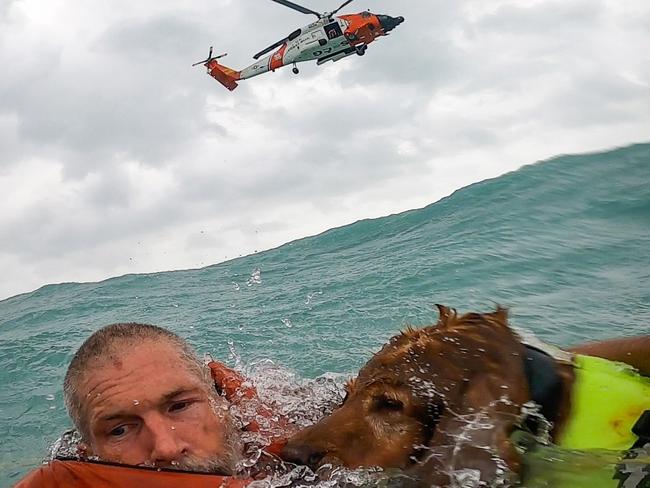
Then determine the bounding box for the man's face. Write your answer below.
[78,339,240,472]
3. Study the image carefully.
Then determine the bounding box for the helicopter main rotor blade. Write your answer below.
[253,37,288,60]
[330,0,354,15]
[270,0,321,18]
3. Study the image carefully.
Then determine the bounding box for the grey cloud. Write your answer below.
[2,15,220,179]
[0,0,19,22]
[98,15,207,60]
[543,72,650,127]
[475,0,605,35]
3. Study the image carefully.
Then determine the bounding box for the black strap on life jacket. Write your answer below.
[522,344,563,430]
[631,410,650,449]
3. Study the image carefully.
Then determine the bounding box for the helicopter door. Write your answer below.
[324,21,343,40]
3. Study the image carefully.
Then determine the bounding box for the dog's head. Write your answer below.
[281,306,531,482]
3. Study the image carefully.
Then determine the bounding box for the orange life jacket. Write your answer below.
[14,459,250,488]
[14,361,289,488]
[207,361,291,455]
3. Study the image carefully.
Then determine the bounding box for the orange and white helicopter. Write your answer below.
[193,0,404,91]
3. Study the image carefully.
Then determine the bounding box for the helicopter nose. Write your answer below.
[377,14,404,33]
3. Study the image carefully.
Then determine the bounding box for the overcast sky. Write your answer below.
[1,0,649,301]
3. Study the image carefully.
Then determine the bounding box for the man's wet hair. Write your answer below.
[63,323,211,440]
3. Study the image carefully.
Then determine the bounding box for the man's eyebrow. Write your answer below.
[95,388,203,423]
[97,411,134,423]
[160,387,203,403]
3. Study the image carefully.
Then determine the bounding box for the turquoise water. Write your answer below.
[1,143,649,486]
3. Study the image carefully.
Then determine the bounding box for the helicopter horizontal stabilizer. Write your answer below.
[206,59,240,91]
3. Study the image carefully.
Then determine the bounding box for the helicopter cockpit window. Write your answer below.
[288,29,302,41]
[361,11,372,18]
[324,22,343,40]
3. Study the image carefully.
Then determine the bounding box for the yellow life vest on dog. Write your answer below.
[557,354,650,451]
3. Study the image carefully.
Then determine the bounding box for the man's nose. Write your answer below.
[147,417,187,464]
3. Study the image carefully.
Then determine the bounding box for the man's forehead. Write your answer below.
[98,337,183,364]
[79,338,202,392]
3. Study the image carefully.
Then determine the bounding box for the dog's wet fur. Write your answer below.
[281,305,578,486]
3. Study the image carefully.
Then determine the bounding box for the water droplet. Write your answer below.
[170,426,176,430]
[281,318,293,328]
[305,291,323,305]
[232,282,240,291]
[46,394,55,401]
[133,400,140,405]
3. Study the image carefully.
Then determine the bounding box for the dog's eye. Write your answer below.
[374,395,404,412]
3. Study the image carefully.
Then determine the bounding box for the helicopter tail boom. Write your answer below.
[206,59,241,91]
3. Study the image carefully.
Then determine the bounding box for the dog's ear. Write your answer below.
[416,376,524,485]
[494,304,508,321]
[435,304,456,329]
[487,305,509,328]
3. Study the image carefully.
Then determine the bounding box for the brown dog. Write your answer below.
[281,306,650,486]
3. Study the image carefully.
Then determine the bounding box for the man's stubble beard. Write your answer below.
[145,395,244,475]
[176,396,245,475]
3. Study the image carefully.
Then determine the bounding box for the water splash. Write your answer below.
[247,268,262,286]
[48,430,82,460]
[305,292,323,306]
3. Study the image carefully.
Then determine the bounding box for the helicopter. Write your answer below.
[193,0,404,91]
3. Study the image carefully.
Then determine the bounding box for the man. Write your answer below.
[16,323,270,487]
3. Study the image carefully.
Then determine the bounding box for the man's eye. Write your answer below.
[169,400,191,412]
[109,425,128,437]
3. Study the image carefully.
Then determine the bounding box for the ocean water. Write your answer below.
[1,142,649,487]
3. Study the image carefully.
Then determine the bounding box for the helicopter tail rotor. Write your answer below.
[194,47,240,91]
[192,46,228,67]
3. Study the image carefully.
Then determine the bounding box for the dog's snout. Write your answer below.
[280,442,325,468]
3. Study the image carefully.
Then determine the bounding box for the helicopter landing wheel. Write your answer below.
[356,45,367,56]
[292,65,299,74]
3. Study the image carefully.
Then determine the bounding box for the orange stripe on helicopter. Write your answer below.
[269,43,288,71]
